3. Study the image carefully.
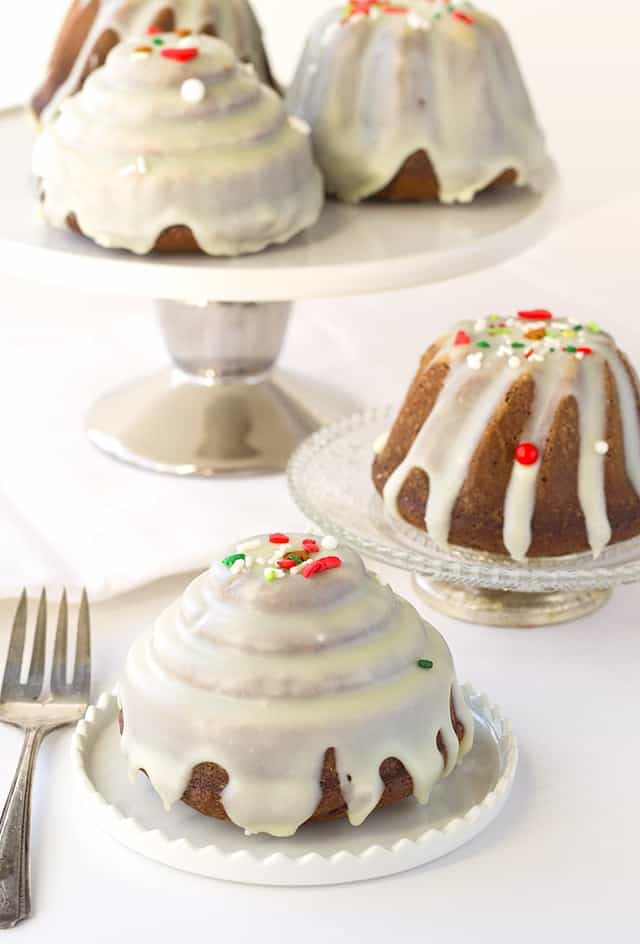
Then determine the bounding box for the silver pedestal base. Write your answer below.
[87,299,352,476]
[413,575,613,627]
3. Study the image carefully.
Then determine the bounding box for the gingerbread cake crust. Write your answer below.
[371,150,517,204]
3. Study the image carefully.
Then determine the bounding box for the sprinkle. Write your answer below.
[466,352,483,371]
[256,557,266,565]
[508,356,521,369]
[474,319,487,332]
[515,442,539,466]
[518,309,553,321]
[146,25,162,35]
[178,34,201,49]
[476,340,491,349]
[321,535,339,550]
[587,321,600,333]
[237,538,261,552]
[277,559,297,570]
[289,115,311,135]
[134,45,152,54]
[564,345,577,354]
[264,567,285,582]
[575,352,585,361]
[230,559,246,576]
[176,28,192,37]
[417,659,434,670]
[524,348,535,360]
[452,10,474,24]
[152,37,165,46]
[562,330,577,339]
[302,539,320,553]
[488,314,501,322]
[222,553,245,568]
[181,78,206,103]
[373,431,389,455]
[576,346,593,356]
[525,328,547,341]
[161,47,199,62]
[595,441,610,455]
[302,556,342,579]
[511,342,526,349]
[136,156,147,174]
[269,533,290,544]
[454,330,470,346]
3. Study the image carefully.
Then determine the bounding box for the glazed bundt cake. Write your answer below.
[32,0,276,121]
[118,533,473,837]
[32,32,323,256]
[287,1,550,204]
[373,314,640,561]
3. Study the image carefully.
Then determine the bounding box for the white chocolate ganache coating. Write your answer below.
[287,1,550,204]
[33,33,324,256]
[36,0,274,123]
[118,533,474,837]
[380,313,640,561]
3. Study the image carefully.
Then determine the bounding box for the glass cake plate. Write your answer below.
[287,407,640,626]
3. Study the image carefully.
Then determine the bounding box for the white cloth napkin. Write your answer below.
[1,191,639,601]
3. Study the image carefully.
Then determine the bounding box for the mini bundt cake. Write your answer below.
[32,33,324,256]
[118,533,474,837]
[32,0,275,121]
[373,313,640,561]
[287,1,550,204]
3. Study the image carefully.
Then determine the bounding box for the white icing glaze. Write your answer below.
[287,1,550,204]
[382,317,640,560]
[118,534,474,837]
[38,0,273,123]
[33,34,324,256]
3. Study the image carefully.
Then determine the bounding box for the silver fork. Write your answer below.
[0,589,91,930]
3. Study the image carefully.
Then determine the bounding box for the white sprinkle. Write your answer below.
[508,356,521,370]
[466,352,483,371]
[595,440,610,455]
[575,351,585,361]
[373,431,389,455]
[230,559,245,576]
[531,353,545,363]
[407,11,430,30]
[237,538,261,552]
[496,345,511,358]
[244,555,254,569]
[119,164,136,177]
[474,319,487,332]
[136,156,147,174]
[256,557,266,565]
[131,51,151,62]
[290,565,304,576]
[321,535,339,551]
[181,78,206,104]
[289,115,311,136]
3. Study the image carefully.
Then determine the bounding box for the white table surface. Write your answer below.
[1,0,639,940]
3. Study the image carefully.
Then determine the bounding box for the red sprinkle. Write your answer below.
[454,330,471,346]
[269,533,290,544]
[277,559,297,571]
[302,539,320,553]
[524,348,535,360]
[302,556,342,579]
[453,10,474,25]
[577,346,593,355]
[146,25,162,35]
[515,442,539,466]
[518,309,553,321]
[161,47,199,63]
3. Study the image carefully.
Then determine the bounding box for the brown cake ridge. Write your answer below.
[371,150,517,203]
[66,212,202,254]
[373,318,640,559]
[119,691,467,825]
[31,0,277,120]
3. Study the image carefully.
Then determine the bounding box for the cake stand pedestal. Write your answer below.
[287,409,640,627]
[0,108,560,476]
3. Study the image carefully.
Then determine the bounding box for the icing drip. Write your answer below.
[287,1,550,204]
[118,535,474,837]
[33,34,324,256]
[38,0,273,123]
[382,317,640,560]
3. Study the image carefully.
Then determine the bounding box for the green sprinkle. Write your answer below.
[222,553,245,568]
[511,342,526,349]
[477,340,491,349]
[488,314,501,322]
[265,570,277,583]
[565,345,577,353]
[587,321,600,333]
[152,37,165,45]
[417,659,434,670]
[574,324,583,331]
[549,347,557,353]
[287,553,303,564]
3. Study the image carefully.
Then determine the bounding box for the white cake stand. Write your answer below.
[0,107,561,476]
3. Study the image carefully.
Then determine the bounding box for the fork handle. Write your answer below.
[0,727,46,930]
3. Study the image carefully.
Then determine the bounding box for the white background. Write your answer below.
[1,1,640,942]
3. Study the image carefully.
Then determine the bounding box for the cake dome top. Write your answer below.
[119,533,473,836]
[33,0,273,121]
[33,32,323,256]
[380,313,640,561]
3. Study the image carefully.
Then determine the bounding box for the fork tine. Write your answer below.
[71,590,91,699]
[24,590,47,700]
[50,590,68,695]
[1,590,28,700]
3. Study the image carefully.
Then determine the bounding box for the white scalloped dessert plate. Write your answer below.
[72,686,517,886]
